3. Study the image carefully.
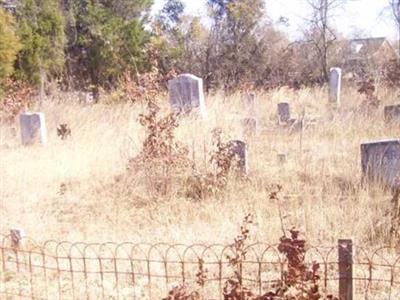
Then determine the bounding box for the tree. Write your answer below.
[389,0,400,56]
[65,0,153,100]
[15,0,65,95]
[206,0,266,90]
[304,0,346,82]
[0,8,21,95]
[157,0,184,31]
[152,0,185,75]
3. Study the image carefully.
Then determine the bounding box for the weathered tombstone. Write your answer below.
[241,117,257,136]
[168,74,207,117]
[361,139,400,189]
[278,102,291,123]
[277,153,287,164]
[384,105,400,123]
[228,140,248,175]
[19,112,47,145]
[329,68,342,106]
[10,228,25,248]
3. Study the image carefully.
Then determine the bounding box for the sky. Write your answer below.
[153,0,397,41]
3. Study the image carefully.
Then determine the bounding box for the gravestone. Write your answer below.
[228,140,248,175]
[277,153,287,164]
[384,105,400,123]
[278,102,290,123]
[168,74,207,117]
[19,112,47,145]
[361,139,400,189]
[329,68,342,106]
[241,117,257,136]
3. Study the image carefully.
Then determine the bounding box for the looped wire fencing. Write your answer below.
[1,233,400,299]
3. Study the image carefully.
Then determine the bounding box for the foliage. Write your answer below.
[65,0,152,97]
[184,128,246,201]
[0,78,34,123]
[152,0,185,76]
[206,0,266,90]
[383,59,400,86]
[357,78,380,110]
[163,204,339,299]
[15,0,65,87]
[0,8,21,95]
[128,96,190,195]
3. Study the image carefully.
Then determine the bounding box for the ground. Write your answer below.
[1,86,399,246]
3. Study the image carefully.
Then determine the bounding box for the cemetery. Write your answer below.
[2,0,400,299]
[2,75,400,298]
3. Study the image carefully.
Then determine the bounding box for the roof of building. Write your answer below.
[349,37,392,56]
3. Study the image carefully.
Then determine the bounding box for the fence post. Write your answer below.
[338,239,353,300]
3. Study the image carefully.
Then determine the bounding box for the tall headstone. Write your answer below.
[384,105,400,123]
[19,112,47,145]
[168,74,207,117]
[329,68,342,106]
[228,140,248,175]
[361,139,400,189]
[278,102,290,123]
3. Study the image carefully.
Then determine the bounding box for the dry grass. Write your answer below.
[0,85,399,246]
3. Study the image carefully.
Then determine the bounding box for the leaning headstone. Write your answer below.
[384,105,400,123]
[20,112,47,145]
[278,102,291,123]
[361,139,400,189]
[329,68,342,106]
[241,117,257,136]
[228,140,248,175]
[168,74,207,117]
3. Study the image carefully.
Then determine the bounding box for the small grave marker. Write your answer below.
[168,74,207,117]
[384,105,400,123]
[329,68,342,106]
[20,112,47,145]
[10,228,25,248]
[278,102,291,124]
[228,140,248,175]
[361,139,400,188]
[277,153,287,164]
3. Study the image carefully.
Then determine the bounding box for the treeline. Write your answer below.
[0,0,398,100]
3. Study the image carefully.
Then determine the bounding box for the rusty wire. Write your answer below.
[1,234,400,299]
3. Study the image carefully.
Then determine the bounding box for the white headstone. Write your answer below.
[168,74,207,117]
[329,68,342,106]
[228,140,248,175]
[361,139,400,189]
[20,112,47,145]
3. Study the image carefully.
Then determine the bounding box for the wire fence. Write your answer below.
[1,233,400,300]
